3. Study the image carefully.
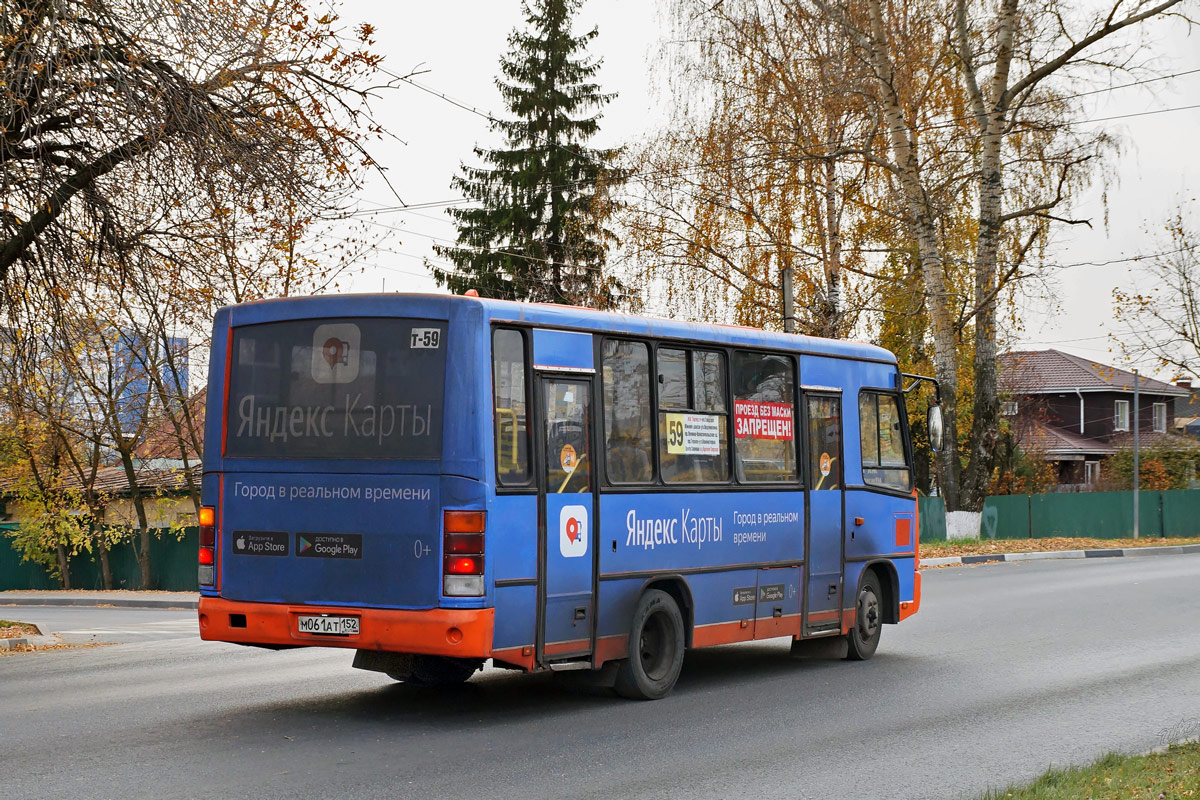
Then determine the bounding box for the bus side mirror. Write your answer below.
[927,405,944,452]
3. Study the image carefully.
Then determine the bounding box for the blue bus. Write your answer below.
[198,294,942,699]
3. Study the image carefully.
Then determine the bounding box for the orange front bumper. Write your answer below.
[198,596,495,658]
[900,570,922,621]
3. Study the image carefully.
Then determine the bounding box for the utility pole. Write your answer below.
[782,266,795,334]
[1133,368,1140,540]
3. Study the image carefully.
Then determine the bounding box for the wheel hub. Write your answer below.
[858,588,880,639]
[639,610,671,680]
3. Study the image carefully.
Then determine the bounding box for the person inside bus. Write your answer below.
[607,425,651,483]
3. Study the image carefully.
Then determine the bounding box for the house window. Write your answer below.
[1153,402,1167,433]
[1001,401,1018,416]
[1114,400,1130,432]
[1084,461,1100,485]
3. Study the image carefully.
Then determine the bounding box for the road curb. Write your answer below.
[0,596,199,610]
[922,542,1200,568]
[0,633,59,650]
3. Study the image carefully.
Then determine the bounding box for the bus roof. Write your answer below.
[221,293,897,364]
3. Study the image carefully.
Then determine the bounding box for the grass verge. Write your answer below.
[0,620,39,639]
[981,740,1200,799]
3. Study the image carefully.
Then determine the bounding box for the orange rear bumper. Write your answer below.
[198,596,494,658]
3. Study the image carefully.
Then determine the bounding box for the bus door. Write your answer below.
[804,391,845,633]
[536,375,596,664]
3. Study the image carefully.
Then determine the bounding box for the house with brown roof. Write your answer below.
[1171,376,1200,440]
[999,349,1196,487]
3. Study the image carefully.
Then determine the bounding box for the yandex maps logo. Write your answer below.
[559,505,588,558]
[310,323,361,384]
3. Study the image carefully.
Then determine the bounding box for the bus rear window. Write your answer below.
[225,318,445,459]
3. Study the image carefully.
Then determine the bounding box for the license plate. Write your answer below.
[297,615,360,636]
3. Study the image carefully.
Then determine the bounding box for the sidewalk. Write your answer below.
[921,542,1200,567]
[0,590,199,610]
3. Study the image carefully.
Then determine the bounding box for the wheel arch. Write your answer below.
[635,574,695,648]
[857,560,900,625]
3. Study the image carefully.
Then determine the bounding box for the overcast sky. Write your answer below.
[334,0,1200,379]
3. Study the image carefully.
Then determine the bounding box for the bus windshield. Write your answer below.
[225,317,446,459]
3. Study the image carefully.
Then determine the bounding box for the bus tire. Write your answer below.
[614,589,685,700]
[845,571,882,661]
[391,655,481,686]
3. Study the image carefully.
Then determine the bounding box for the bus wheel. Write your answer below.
[391,655,481,686]
[614,589,685,700]
[846,571,882,661]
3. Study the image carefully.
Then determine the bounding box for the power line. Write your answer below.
[385,65,1200,195]
[1049,244,1199,271]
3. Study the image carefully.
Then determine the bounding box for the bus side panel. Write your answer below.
[754,566,802,639]
[599,492,803,575]
[844,489,917,561]
[892,557,915,603]
[489,493,538,652]
[595,569,764,662]
[493,585,537,654]
[595,492,803,659]
[488,494,537,584]
[685,570,763,646]
[843,556,915,624]
[595,577,641,662]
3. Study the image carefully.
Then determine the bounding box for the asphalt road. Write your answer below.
[5,606,198,644]
[2,555,1199,800]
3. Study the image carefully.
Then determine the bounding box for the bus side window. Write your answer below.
[493,328,530,485]
[602,340,653,483]
[859,392,911,492]
[807,396,842,490]
[732,352,798,483]
[657,347,730,483]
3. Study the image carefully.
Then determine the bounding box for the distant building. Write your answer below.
[999,349,1197,487]
[1172,376,1200,441]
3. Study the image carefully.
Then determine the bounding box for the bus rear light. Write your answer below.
[443,510,485,533]
[199,506,216,546]
[199,505,217,587]
[443,511,484,597]
[444,555,483,575]
[444,575,484,596]
[444,533,484,554]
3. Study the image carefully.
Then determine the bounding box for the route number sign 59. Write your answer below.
[410,328,441,349]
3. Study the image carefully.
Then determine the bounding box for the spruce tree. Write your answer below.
[432,0,620,306]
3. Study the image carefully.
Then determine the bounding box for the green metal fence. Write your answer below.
[918,496,947,542]
[3,490,1196,589]
[980,490,1200,540]
[0,527,199,591]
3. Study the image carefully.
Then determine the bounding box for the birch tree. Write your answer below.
[624,0,888,333]
[1114,205,1200,381]
[814,0,1186,508]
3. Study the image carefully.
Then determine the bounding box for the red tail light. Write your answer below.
[444,555,483,575]
[198,505,217,586]
[443,510,485,596]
